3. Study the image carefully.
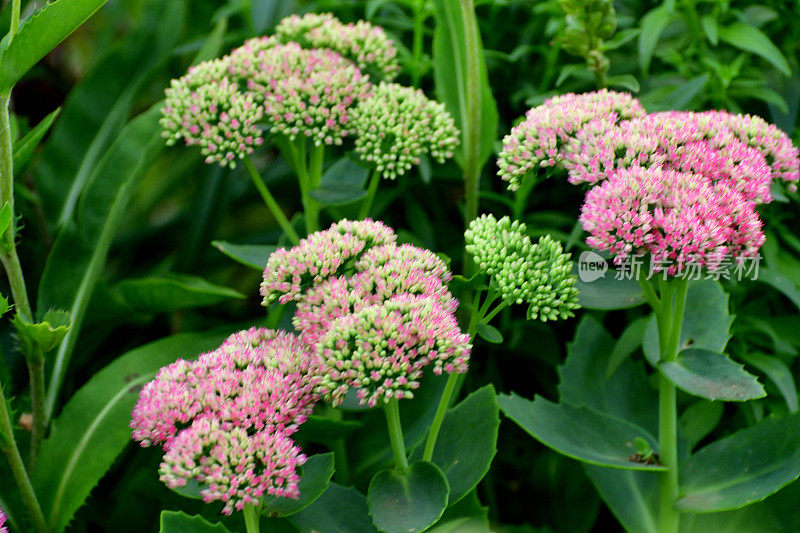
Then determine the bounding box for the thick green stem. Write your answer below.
[411,0,425,87]
[0,382,47,533]
[358,169,381,220]
[243,158,300,244]
[243,504,260,533]
[422,372,459,461]
[654,278,688,533]
[481,300,509,324]
[292,139,323,234]
[384,399,408,471]
[28,356,45,463]
[460,0,483,273]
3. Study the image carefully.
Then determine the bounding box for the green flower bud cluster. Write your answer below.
[465,214,580,321]
[352,82,459,180]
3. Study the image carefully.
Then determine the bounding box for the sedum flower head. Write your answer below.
[497,89,646,190]
[465,214,580,321]
[275,13,400,80]
[316,294,471,407]
[160,417,305,515]
[161,60,264,168]
[0,507,7,533]
[352,82,460,179]
[131,328,319,448]
[261,219,397,305]
[579,166,765,275]
[564,111,776,203]
[294,244,456,348]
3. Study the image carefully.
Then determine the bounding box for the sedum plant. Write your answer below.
[498,89,800,533]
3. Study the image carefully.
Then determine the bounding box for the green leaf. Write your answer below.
[309,157,369,206]
[475,322,503,344]
[0,0,111,92]
[701,14,719,45]
[607,74,641,93]
[718,23,791,76]
[294,414,363,444]
[212,241,277,270]
[13,309,71,356]
[0,201,12,238]
[159,511,231,532]
[33,0,186,226]
[585,467,658,533]
[606,317,649,378]
[679,400,724,449]
[638,6,673,73]
[38,104,167,420]
[658,348,766,402]
[367,461,450,533]
[738,352,798,412]
[0,293,10,318]
[643,280,733,363]
[113,274,244,314]
[573,264,646,310]
[498,395,665,470]
[432,0,498,169]
[12,107,61,172]
[291,483,378,533]
[33,328,231,533]
[410,386,499,504]
[262,453,334,517]
[192,16,228,65]
[677,413,800,512]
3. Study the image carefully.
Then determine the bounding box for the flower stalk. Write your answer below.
[243,158,300,244]
[243,505,260,533]
[384,399,408,471]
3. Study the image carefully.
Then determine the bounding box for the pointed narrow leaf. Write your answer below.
[659,348,765,401]
[367,461,450,533]
[585,467,659,533]
[475,323,503,344]
[159,511,231,532]
[718,23,791,76]
[498,394,665,470]
[12,108,61,171]
[0,0,111,92]
[113,274,244,314]
[33,329,231,533]
[679,400,724,448]
[638,6,673,73]
[212,241,276,270]
[677,413,800,511]
[262,453,335,517]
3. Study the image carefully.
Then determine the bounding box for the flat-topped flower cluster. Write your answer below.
[131,328,319,514]
[262,219,471,408]
[498,90,800,276]
[160,13,458,175]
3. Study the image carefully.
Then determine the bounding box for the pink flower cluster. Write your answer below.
[130,328,319,514]
[317,294,471,407]
[261,220,470,407]
[0,507,7,533]
[564,111,783,203]
[260,219,397,304]
[497,89,646,190]
[275,13,400,80]
[580,166,765,274]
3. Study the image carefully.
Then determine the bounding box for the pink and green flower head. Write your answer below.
[352,82,460,179]
[130,328,319,448]
[261,219,397,305]
[159,416,305,515]
[579,166,765,275]
[0,507,7,533]
[161,60,264,168]
[316,294,471,408]
[294,244,457,348]
[275,12,400,80]
[497,89,646,190]
[564,111,776,203]
[465,214,580,321]
[232,42,371,146]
